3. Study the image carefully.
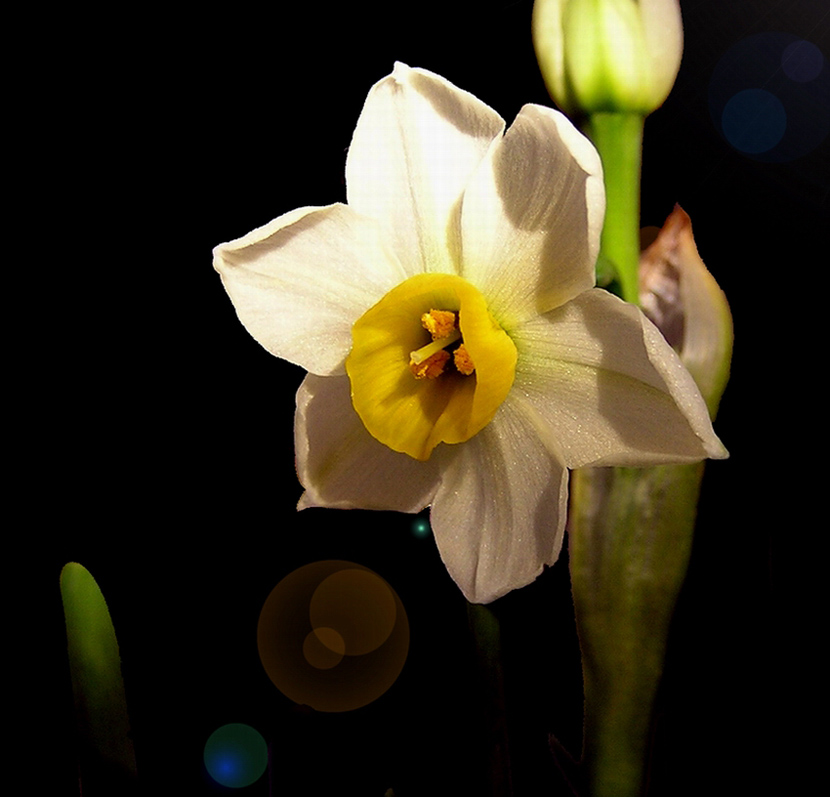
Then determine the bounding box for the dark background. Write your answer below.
[30,1,826,794]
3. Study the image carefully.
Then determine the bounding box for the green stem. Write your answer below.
[467,603,514,797]
[569,463,705,797]
[585,112,645,305]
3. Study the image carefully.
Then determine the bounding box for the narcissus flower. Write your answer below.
[213,64,726,604]
[533,0,684,116]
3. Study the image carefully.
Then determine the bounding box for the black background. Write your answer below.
[29,1,827,795]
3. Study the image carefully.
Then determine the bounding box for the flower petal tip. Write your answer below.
[392,61,412,81]
[706,437,729,461]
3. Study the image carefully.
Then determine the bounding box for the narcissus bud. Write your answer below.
[533,0,684,117]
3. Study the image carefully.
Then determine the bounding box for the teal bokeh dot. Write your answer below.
[412,518,431,538]
[204,723,268,788]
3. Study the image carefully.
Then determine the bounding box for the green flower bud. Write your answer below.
[533,0,683,116]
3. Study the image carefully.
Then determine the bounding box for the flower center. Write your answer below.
[346,273,517,461]
[409,310,475,380]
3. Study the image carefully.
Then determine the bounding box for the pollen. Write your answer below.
[421,309,457,340]
[410,308,476,379]
[410,349,450,379]
[453,344,475,375]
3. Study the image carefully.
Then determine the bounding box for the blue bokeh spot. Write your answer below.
[709,33,829,162]
[204,723,268,788]
[721,88,787,154]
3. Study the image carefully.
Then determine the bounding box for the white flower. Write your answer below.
[213,63,726,604]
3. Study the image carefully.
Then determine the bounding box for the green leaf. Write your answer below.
[61,562,137,792]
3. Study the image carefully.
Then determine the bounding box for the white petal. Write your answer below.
[460,104,604,326]
[295,373,441,511]
[429,399,569,604]
[346,62,505,276]
[512,288,728,467]
[213,204,406,376]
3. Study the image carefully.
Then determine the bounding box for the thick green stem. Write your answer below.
[585,113,645,305]
[467,603,514,797]
[569,463,705,797]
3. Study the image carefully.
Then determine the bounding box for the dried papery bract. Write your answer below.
[640,205,733,417]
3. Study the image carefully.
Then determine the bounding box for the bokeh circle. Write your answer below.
[721,88,787,154]
[257,561,409,712]
[709,33,829,162]
[782,39,824,83]
[203,723,268,788]
[411,517,431,538]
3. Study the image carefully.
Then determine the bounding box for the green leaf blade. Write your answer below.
[60,562,137,791]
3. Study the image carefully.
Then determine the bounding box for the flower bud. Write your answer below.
[533,0,684,117]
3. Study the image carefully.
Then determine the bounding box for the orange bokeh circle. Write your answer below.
[257,561,409,712]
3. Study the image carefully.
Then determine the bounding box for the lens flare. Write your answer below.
[257,561,409,712]
[709,33,829,162]
[412,518,431,538]
[721,89,786,154]
[203,723,267,789]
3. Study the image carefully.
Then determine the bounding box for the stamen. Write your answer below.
[409,308,475,380]
[453,344,475,375]
[421,309,457,340]
[410,350,450,379]
[409,328,461,365]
